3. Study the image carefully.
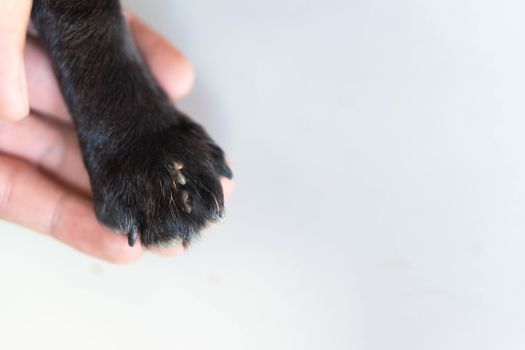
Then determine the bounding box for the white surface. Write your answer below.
[2,0,525,349]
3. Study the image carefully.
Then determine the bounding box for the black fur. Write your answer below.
[31,0,232,247]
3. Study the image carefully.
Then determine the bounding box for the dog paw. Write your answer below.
[86,115,232,247]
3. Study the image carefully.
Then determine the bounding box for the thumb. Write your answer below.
[0,0,32,121]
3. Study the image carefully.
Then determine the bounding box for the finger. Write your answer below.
[26,12,194,122]
[0,154,143,263]
[222,175,235,202]
[25,36,70,120]
[0,0,32,121]
[0,114,91,193]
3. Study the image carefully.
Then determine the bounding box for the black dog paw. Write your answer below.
[31,0,233,248]
[88,115,232,248]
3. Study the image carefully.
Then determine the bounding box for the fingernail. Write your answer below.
[221,162,234,179]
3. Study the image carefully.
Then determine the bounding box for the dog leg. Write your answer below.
[31,0,232,247]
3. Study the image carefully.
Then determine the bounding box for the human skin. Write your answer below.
[0,4,234,263]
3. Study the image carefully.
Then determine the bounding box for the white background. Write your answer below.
[1,0,525,349]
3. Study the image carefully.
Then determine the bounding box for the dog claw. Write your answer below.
[221,163,234,179]
[181,191,192,214]
[182,204,192,214]
[172,162,187,185]
[128,227,138,247]
[176,173,187,185]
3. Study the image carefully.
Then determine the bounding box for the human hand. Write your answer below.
[0,0,32,120]
[0,9,234,263]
